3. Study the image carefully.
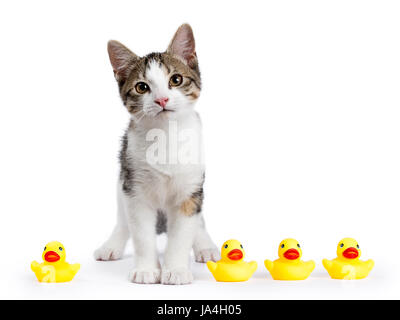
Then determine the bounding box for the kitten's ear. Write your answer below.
[107,40,137,81]
[167,24,197,68]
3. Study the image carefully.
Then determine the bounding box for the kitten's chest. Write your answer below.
[130,115,204,175]
[127,115,205,204]
[145,166,204,207]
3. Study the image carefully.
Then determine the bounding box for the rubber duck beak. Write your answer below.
[45,251,60,262]
[342,247,359,259]
[227,249,243,261]
[283,248,300,260]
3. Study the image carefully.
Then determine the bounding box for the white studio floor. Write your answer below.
[3,238,396,300]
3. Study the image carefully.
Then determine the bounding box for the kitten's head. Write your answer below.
[107,24,201,121]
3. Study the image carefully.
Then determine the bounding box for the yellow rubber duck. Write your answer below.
[322,238,374,280]
[31,241,80,283]
[264,238,315,280]
[206,240,257,282]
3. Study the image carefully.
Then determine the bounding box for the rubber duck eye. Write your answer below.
[59,247,63,251]
[281,244,285,248]
[357,244,360,248]
[224,244,228,249]
[43,247,46,251]
[297,244,301,248]
[340,243,344,248]
[240,244,243,249]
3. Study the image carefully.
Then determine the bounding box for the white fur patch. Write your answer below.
[139,61,193,118]
[146,61,170,97]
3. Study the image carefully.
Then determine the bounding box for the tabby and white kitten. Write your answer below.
[94,24,219,285]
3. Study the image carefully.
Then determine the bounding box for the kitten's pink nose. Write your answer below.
[155,97,169,108]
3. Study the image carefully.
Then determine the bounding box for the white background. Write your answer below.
[0,0,399,299]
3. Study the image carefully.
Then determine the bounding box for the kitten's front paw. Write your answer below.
[161,268,193,285]
[94,246,124,261]
[195,248,220,263]
[129,269,161,284]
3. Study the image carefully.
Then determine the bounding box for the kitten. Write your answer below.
[94,24,219,285]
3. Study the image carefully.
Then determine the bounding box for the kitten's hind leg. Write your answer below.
[94,184,130,261]
[192,216,220,263]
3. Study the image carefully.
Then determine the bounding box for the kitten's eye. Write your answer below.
[135,82,149,94]
[59,247,63,251]
[224,244,228,249]
[340,243,344,248]
[281,244,285,248]
[169,74,183,87]
[297,244,301,248]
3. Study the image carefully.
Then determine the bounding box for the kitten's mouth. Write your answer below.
[156,108,174,116]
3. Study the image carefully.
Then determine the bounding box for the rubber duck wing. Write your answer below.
[322,259,333,271]
[71,263,80,273]
[31,261,40,272]
[206,261,218,273]
[365,259,375,271]
[306,260,316,272]
[249,261,258,274]
[264,260,274,272]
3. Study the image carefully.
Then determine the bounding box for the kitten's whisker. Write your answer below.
[136,112,146,124]
[133,110,146,124]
